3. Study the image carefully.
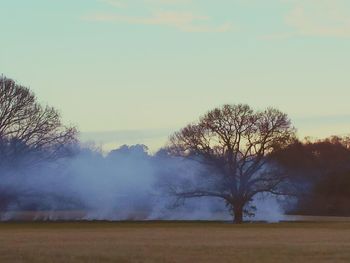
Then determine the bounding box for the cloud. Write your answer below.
[87,0,232,32]
[80,129,171,144]
[79,129,172,152]
[145,0,192,4]
[99,0,126,8]
[286,0,350,37]
[101,0,192,7]
[260,0,350,39]
[84,10,232,32]
[279,0,350,38]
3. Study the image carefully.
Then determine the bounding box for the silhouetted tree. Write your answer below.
[168,104,295,223]
[0,76,77,168]
[107,144,149,160]
[275,136,350,177]
[275,136,350,216]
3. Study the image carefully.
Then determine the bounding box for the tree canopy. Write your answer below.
[0,76,77,168]
[168,104,296,223]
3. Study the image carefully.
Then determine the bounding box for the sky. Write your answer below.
[1,0,350,151]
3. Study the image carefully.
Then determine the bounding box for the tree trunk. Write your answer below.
[233,204,243,224]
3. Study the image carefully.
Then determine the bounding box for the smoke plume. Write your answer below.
[0,144,284,222]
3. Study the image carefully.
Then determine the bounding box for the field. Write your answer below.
[1,221,350,263]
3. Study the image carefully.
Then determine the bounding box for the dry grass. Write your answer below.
[0,221,350,263]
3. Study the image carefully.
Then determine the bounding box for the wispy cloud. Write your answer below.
[86,0,233,33]
[287,0,350,37]
[84,10,232,32]
[80,128,172,152]
[145,0,192,4]
[266,0,350,38]
[99,0,126,8]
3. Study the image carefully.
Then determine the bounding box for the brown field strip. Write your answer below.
[0,221,350,263]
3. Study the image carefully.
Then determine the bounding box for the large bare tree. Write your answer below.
[0,76,77,167]
[168,104,295,223]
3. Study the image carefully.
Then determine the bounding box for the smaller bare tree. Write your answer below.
[168,104,295,223]
[0,76,77,168]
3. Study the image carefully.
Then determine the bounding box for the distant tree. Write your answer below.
[0,76,77,168]
[275,136,350,184]
[275,136,350,216]
[167,104,295,223]
[107,144,149,160]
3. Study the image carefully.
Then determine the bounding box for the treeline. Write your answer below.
[1,76,350,222]
[276,136,350,216]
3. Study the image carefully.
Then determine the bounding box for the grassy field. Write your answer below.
[1,221,350,263]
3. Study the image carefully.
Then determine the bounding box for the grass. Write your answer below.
[0,221,350,262]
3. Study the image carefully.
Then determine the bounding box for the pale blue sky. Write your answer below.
[1,0,350,151]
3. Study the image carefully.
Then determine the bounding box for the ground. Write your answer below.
[1,221,350,263]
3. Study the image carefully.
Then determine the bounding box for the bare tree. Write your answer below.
[168,104,295,223]
[0,76,77,167]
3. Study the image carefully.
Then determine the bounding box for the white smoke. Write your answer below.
[0,144,285,222]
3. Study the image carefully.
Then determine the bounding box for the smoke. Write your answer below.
[251,194,286,222]
[0,144,285,222]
